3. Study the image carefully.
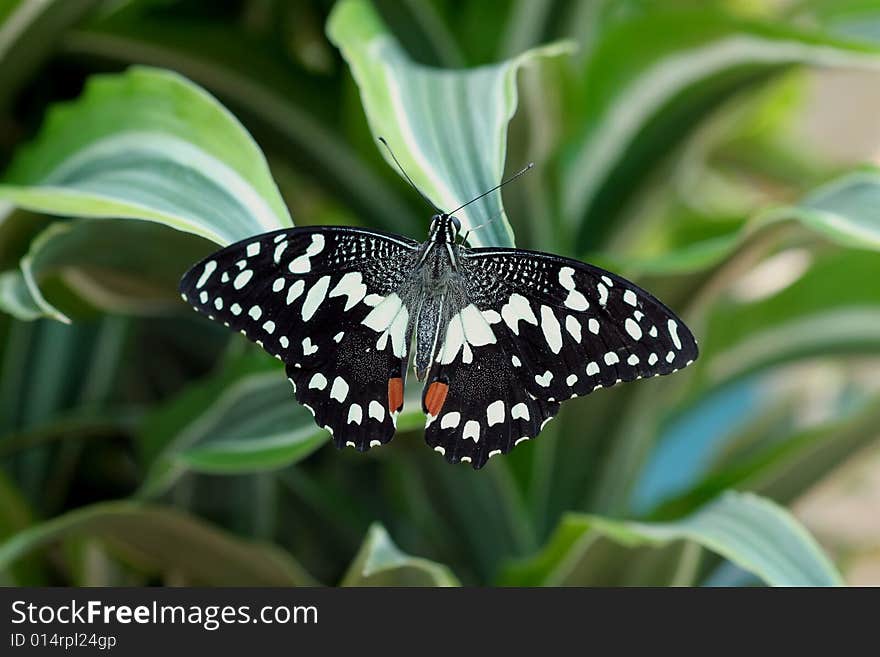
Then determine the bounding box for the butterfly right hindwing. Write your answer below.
[179,226,420,451]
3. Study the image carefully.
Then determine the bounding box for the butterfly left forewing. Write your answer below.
[179,226,419,450]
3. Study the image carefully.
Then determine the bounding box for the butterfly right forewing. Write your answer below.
[421,247,698,468]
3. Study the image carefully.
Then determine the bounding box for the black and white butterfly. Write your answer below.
[180,164,698,469]
[180,219,698,468]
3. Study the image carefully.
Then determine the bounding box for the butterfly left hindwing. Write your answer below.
[421,247,698,468]
[179,226,420,450]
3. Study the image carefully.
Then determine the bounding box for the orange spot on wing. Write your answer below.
[424,382,449,416]
[388,377,404,413]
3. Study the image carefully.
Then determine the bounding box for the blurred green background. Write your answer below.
[1,0,879,586]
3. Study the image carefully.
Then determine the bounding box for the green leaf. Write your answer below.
[0,469,43,585]
[774,168,880,249]
[0,0,101,111]
[138,354,428,497]
[563,7,880,250]
[695,250,880,388]
[0,501,315,585]
[502,490,842,586]
[650,394,880,519]
[613,167,880,276]
[342,523,459,586]
[65,3,419,235]
[0,270,41,321]
[0,66,291,246]
[0,219,213,323]
[327,0,574,247]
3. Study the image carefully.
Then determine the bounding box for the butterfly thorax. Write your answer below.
[409,217,467,380]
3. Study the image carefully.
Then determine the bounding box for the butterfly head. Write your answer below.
[429,213,461,243]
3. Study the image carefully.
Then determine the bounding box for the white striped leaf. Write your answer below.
[342,524,460,586]
[563,7,880,250]
[327,0,573,248]
[0,219,212,323]
[0,501,315,585]
[139,362,427,498]
[0,66,291,246]
[603,167,880,276]
[501,491,842,586]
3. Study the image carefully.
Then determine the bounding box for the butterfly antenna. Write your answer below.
[447,162,534,217]
[378,137,442,214]
[460,211,503,246]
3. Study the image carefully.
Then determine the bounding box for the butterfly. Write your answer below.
[180,158,698,469]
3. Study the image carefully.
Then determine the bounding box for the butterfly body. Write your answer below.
[180,213,698,469]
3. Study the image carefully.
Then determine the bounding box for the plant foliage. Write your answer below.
[2,0,880,586]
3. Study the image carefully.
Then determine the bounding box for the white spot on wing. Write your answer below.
[330,377,349,402]
[301,276,331,321]
[564,289,589,311]
[540,305,563,354]
[604,352,619,365]
[460,304,496,346]
[387,305,409,358]
[286,280,305,305]
[308,373,327,390]
[369,401,385,422]
[246,242,260,257]
[441,412,461,429]
[329,272,367,311]
[511,403,529,421]
[535,371,553,387]
[565,316,582,343]
[501,293,538,335]
[363,294,383,306]
[289,234,325,274]
[486,400,505,427]
[196,260,216,288]
[624,290,638,306]
[347,404,363,425]
[463,420,480,442]
[233,269,253,290]
[362,293,402,332]
[668,319,682,349]
[625,318,642,340]
[482,309,501,324]
[273,241,287,263]
[559,267,576,290]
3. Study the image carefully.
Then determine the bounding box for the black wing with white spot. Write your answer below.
[179,226,420,451]
[422,247,698,468]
